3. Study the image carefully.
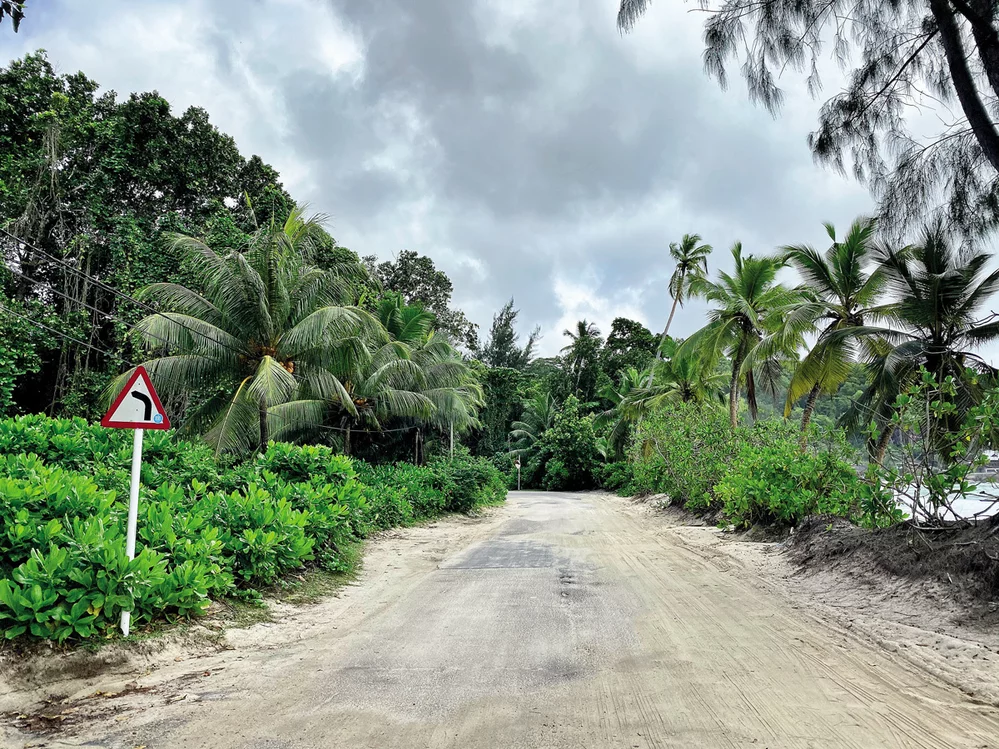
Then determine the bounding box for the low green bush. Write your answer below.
[594,462,634,494]
[629,405,897,529]
[528,396,600,491]
[630,402,736,510]
[714,433,891,529]
[0,416,507,642]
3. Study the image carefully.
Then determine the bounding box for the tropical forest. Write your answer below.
[5,0,999,742]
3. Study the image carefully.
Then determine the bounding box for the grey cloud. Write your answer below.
[9,0,875,354]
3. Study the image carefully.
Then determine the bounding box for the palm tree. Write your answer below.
[684,242,807,429]
[325,331,482,455]
[775,218,886,438]
[647,234,712,386]
[561,320,602,400]
[595,367,647,458]
[838,225,999,455]
[375,292,435,344]
[646,339,727,407]
[661,234,712,343]
[597,342,726,457]
[509,391,558,457]
[119,207,381,455]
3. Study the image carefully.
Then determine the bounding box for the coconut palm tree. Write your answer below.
[325,331,483,455]
[661,234,712,343]
[509,391,558,458]
[646,339,728,407]
[684,242,807,429]
[597,342,726,457]
[561,320,602,401]
[119,207,381,455]
[647,234,712,386]
[595,367,647,458]
[835,225,999,455]
[375,292,435,345]
[774,218,887,438]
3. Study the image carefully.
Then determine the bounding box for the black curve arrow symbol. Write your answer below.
[130,391,153,421]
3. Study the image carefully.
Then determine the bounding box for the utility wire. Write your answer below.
[4,263,196,357]
[1,228,435,436]
[0,301,130,364]
[0,301,197,399]
[0,226,249,360]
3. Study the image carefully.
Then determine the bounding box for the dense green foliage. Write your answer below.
[629,405,901,529]
[5,46,999,656]
[0,415,505,642]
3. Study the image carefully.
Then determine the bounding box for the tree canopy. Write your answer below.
[619,0,999,237]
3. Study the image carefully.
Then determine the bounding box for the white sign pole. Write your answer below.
[120,427,144,636]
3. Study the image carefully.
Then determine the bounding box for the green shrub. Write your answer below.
[0,461,214,640]
[429,448,508,511]
[0,416,506,642]
[714,433,889,529]
[630,403,736,510]
[594,462,634,494]
[530,396,599,491]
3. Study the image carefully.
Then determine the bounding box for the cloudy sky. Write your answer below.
[4,0,874,354]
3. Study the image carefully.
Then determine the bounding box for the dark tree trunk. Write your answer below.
[345,425,351,456]
[728,352,743,430]
[799,383,821,446]
[873,425,893,466]
[931,0,999,172]
[258,399,269,454]
[967,0,999,100]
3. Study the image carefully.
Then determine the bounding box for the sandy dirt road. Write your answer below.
[5,490,999,748]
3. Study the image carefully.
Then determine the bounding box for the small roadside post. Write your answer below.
[100,366,171,636]
[515,457,521,491]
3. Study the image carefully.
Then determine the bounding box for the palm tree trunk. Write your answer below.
[873,426,892,466]
[799,383,821,446]
[345,425,351,456]
[646,292,682,387]
[258,399,269,454]
[661,295,680,342]
[728,355,743,430]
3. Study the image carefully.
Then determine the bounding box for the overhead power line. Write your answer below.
[0,226,249,360]
[0,301,128,364]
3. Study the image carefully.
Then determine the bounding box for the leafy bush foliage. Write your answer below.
[594,461,635,494]
[714,432,895,529]
[0,416,506,642]
[527,396,600,491]
[630,402,736,510]
[630,404,897,529]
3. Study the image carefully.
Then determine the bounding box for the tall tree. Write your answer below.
[685,243,806,428]
[661,234,712,342]
[0,52,293,414]
[0,1,26,32]
[775,218,887,438]
[618,0,999,237]
[477,298,540,370]
[120,208,380,455]
[840,224,999,456]
[364,250,478,348]
[561,320,603,404]
[648,233,712,385]
[601,317,658,383]
[509,390,558,458]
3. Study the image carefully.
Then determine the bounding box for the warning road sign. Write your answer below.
[101,366,171,430]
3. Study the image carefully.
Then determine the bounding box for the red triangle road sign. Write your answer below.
[101,366,171,430]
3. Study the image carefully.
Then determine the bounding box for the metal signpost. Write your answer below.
[100,366,171,636]
[515,458,521,491]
